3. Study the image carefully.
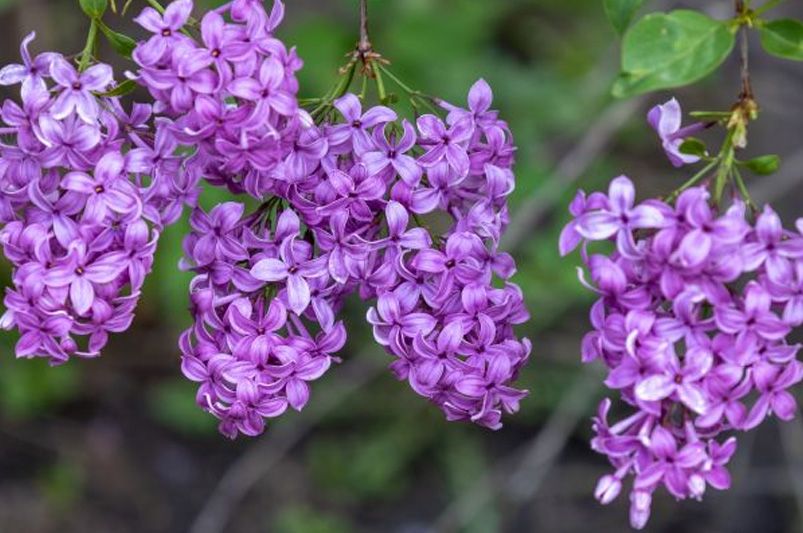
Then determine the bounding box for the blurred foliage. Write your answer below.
[0,349,78,420]
[37,459,85,510]
[272,505,353,533]
[146,379,217,436]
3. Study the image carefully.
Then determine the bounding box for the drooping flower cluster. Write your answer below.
[0,33,197,362]
[178,203,347,438]
[178,77,531,437]
[561,175,803,528]
[0,0,530,438]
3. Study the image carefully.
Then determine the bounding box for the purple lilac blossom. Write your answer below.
[1,0,532,439]
[0,33,198,363]
[132,0,306,199]
[647,98,706,168]
[178,73,531,436]
[562,172,803,528]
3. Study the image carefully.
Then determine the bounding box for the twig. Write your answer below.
[358,0,370,57]
[736,0,753,101]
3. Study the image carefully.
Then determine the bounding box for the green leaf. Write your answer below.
[679,137,707,157]
[612,10,736,98]
[79,0,108,18]
[604,0,648,35]
[759,19,803,61]
[743,154,780,175]
[98,20,136,58]
[96,79,137,97]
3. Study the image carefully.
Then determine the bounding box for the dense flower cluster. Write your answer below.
[0,33,196,362]
[178,77,531,436]
[179,203,348,438]
[561,175,803,528]
[0,0,530,438]
[132,0,307,197]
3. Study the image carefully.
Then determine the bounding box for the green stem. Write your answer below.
[377,64,416,95]
[359,73,369,100]
[714,141,735,203]
[374,66,387,103]
[733,166,757,211]
[146,0,165,13]
[667,158,720,201]
[689,111,732,120]
[78,18,99,72]
[310,61,357,119]
[377,64,441,114]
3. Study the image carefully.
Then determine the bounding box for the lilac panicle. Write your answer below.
[0,32,198,363]
[563,169,803,527]
[0,0,532,440]
[178,73,531,437]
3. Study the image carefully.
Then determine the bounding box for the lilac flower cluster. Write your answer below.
[0,33,196,362]
[0,0,530,438]
[561,176,803,528]
[132,0,308,197]
[178,203,347,438]
[178,78,530,436]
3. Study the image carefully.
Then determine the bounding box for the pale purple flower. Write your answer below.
[742,205,803,282]
[743,361,803,429]
[634,426,707,499]
[417,114,474,177]
[43,245,129,315]
[647,98,705,167]
[36,115,101,169]
[250,235,328,315]
[188,202,248,265]
[134,0,194,65]
[228,57,297,119]
[62,152,140,223]
[366,292,436,346]
[575,175,663,257]
[317,164,385,221]
[0,32,59,100]
[328,94,396,154]
[715,282,790,341]
[362,120,422,186]
[634,346,712,414]
[49,57,113,123]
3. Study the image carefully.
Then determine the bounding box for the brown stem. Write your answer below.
[736,0,753,100]
[352,0,388,77]
[358,0,370,56]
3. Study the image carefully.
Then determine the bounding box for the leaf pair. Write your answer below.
[606,0,803,98]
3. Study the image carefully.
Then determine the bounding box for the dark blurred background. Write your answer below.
[1,1,803,532]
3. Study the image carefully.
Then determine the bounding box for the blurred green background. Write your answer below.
[1,1,803,532]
